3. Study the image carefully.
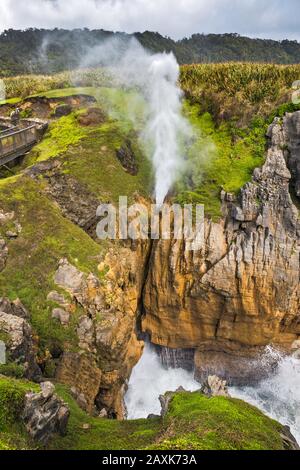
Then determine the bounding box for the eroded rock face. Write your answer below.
[284,111,300,197]
[142,115,300,384]
[0,309,41,380]
[56,352,102,414]
[54,241,150,418]
[22,382,70,444]
[116,140,138,175]
[200,375,229,397]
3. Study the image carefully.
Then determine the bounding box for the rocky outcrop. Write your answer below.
[0,297,30,320]
[43,173,100,235]
[77,107,106,126]
[200,375,229,397]
[53,241,150,418]
[142,114,300,384]
[159,388,186,417]
[280,426,300,451]
[0,305,41,380]
[116,140,138,175]
[22,381,70,444]
[0,209,14,271]
[283,111,300,197]
[56,352,101,413]
[0,238,8,271]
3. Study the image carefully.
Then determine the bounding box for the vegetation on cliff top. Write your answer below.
[0,376,290,450]
[0,175,101,357]
[2,62,300,117]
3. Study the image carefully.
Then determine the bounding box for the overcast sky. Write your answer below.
[0,0,299,41]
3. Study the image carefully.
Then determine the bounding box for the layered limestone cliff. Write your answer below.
[142,112,300,384]
[53,242,150,418]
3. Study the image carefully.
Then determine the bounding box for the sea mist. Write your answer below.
[76,37,191,205]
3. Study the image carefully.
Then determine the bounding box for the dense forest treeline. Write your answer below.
[1,28,300,76]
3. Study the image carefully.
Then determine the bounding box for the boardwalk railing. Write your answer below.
[0,125,38,167]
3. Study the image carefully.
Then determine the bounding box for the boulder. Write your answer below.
[0,297,30,319]
[54,258,84,294]
[47,291,67,305]
[22,382,70,444]
[52,308,70,326]
[0,311,41,380]
[200,375,229,397]
[0,238,8,271]
[53,104,72,117]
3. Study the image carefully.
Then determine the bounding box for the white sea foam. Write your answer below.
[126,344,300,445]
[125,343,199,419]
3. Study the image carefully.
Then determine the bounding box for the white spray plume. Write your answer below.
[75,37,191,205]
[126,344,300,443]
[125,343,199,419]
[144,53,190,205]
[231,347,300,444]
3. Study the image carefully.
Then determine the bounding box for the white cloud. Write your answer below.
[0,0,299,40]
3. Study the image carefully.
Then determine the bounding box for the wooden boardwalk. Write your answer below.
[0,125,38,167]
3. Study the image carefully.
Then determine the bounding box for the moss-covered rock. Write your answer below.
[0,376,296,450]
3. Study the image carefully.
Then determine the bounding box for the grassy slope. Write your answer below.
[0,87,152,360]
[0,175,101,355]
[0,376,39,450]
[149,392,285,450]
[0,376,288,451]
[176,103,266,218]
[22,88,152,204]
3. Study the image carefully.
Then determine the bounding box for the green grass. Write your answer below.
[0,97,21,106]
[0,175,102,354]
[60,124,152,205]
[21,87,153,204]
[176,102,267,219]
[25,111,93,164]
[49,384,161,450]
[149,391,285,450]
[0,375,39,450]
[0,377,289,450]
